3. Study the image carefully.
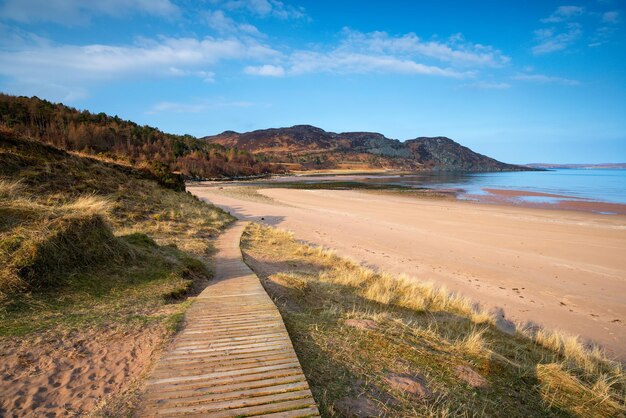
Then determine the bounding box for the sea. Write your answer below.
[280,169,626,205]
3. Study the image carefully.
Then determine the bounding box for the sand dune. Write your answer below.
[189,185,626,359]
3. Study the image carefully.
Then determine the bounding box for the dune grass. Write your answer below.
[241,223,625,417]
[0,131,235,415]
[0,134,234,334]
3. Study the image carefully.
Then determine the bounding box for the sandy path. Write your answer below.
[189,186,626,359]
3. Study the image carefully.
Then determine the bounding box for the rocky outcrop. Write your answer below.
[202,125,529,172]
[405,136,521,171]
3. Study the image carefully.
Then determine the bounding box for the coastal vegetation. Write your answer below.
[0,94,528,181]
[0,128,234,415]
[0,94,281,180]
[241,223,625,417]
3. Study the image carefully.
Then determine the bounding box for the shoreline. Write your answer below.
[195,175,626,216]
[462,187,626,215]
[190,184,626,360]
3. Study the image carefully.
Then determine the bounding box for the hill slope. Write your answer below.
[0,128,234,415]
[1,94,525,175]
[202,125,526,172]
[0,94,282,179]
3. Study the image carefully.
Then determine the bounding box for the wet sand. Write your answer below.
[466,188,626,215]
[190,184,626,359]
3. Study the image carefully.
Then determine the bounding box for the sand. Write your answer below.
[189,185,626,359]
[0,324,166,417]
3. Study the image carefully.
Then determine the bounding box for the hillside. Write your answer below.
[0,128,235,415]
[1,94,526,175]
[202,125,526,172]
[0,94,282,179]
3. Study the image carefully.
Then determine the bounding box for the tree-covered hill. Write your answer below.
[0,94,283,179]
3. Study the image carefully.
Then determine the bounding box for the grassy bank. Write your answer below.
[241,223,625,417]
[0,129,234,415]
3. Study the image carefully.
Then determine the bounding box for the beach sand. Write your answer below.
[190,185,626,359]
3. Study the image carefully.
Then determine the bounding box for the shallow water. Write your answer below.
[276,169,626,204]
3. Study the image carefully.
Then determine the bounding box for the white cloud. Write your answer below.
[532,23,582,54]
[0,0,179,25]
[222,0,306,20]
[0,31,280,100]
[286,51,470,78]
[337,29,510,68]
[204,10,264,37]
[512,73,580,85]
[243,29,509,79]
[148,99,255,114]
[0,34,279,81]
[244,64,285,76]
[533,5,622,53]
[541,5,585,23]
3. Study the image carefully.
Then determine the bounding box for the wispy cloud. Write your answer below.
[0,0,179,25]
[337,29,510,68]
[532,5,622,54]
[244,64,285,76]
[540,5,585,23]
[464,81,511,89]
[244,29,508,80]
[512,73,580,85]
[0,34,279,80]
[0,30,280,99]
[203,10,264,37]
[602,10,620,23]
[221,0,306,20]
[590,11,621,46]
[286,51,470,78]
[148,99,256,114]
[532,23,582,54]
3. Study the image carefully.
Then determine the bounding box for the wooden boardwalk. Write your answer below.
[139,222,319,417]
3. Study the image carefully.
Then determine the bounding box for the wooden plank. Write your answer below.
[151,389,314,415]
[148,362,303,386]
[199,398,318,418]
[150,357,301,378]
[253,406,321,418]
[166,340,292,356]
[138,221,319,417]
[143,367,306,393]
[153,352,297,371]
[142,375,307,401]
[146,381,310,409]
[173,333,287,349]
[161,344,296,361]
[155,348,296,367]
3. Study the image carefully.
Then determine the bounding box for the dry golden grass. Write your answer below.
[0,132,235,416]
[0,179,23,198]
[60,195,111,216]
[241,222,625,417]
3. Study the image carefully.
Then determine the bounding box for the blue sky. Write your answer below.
[0,0,625,163]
